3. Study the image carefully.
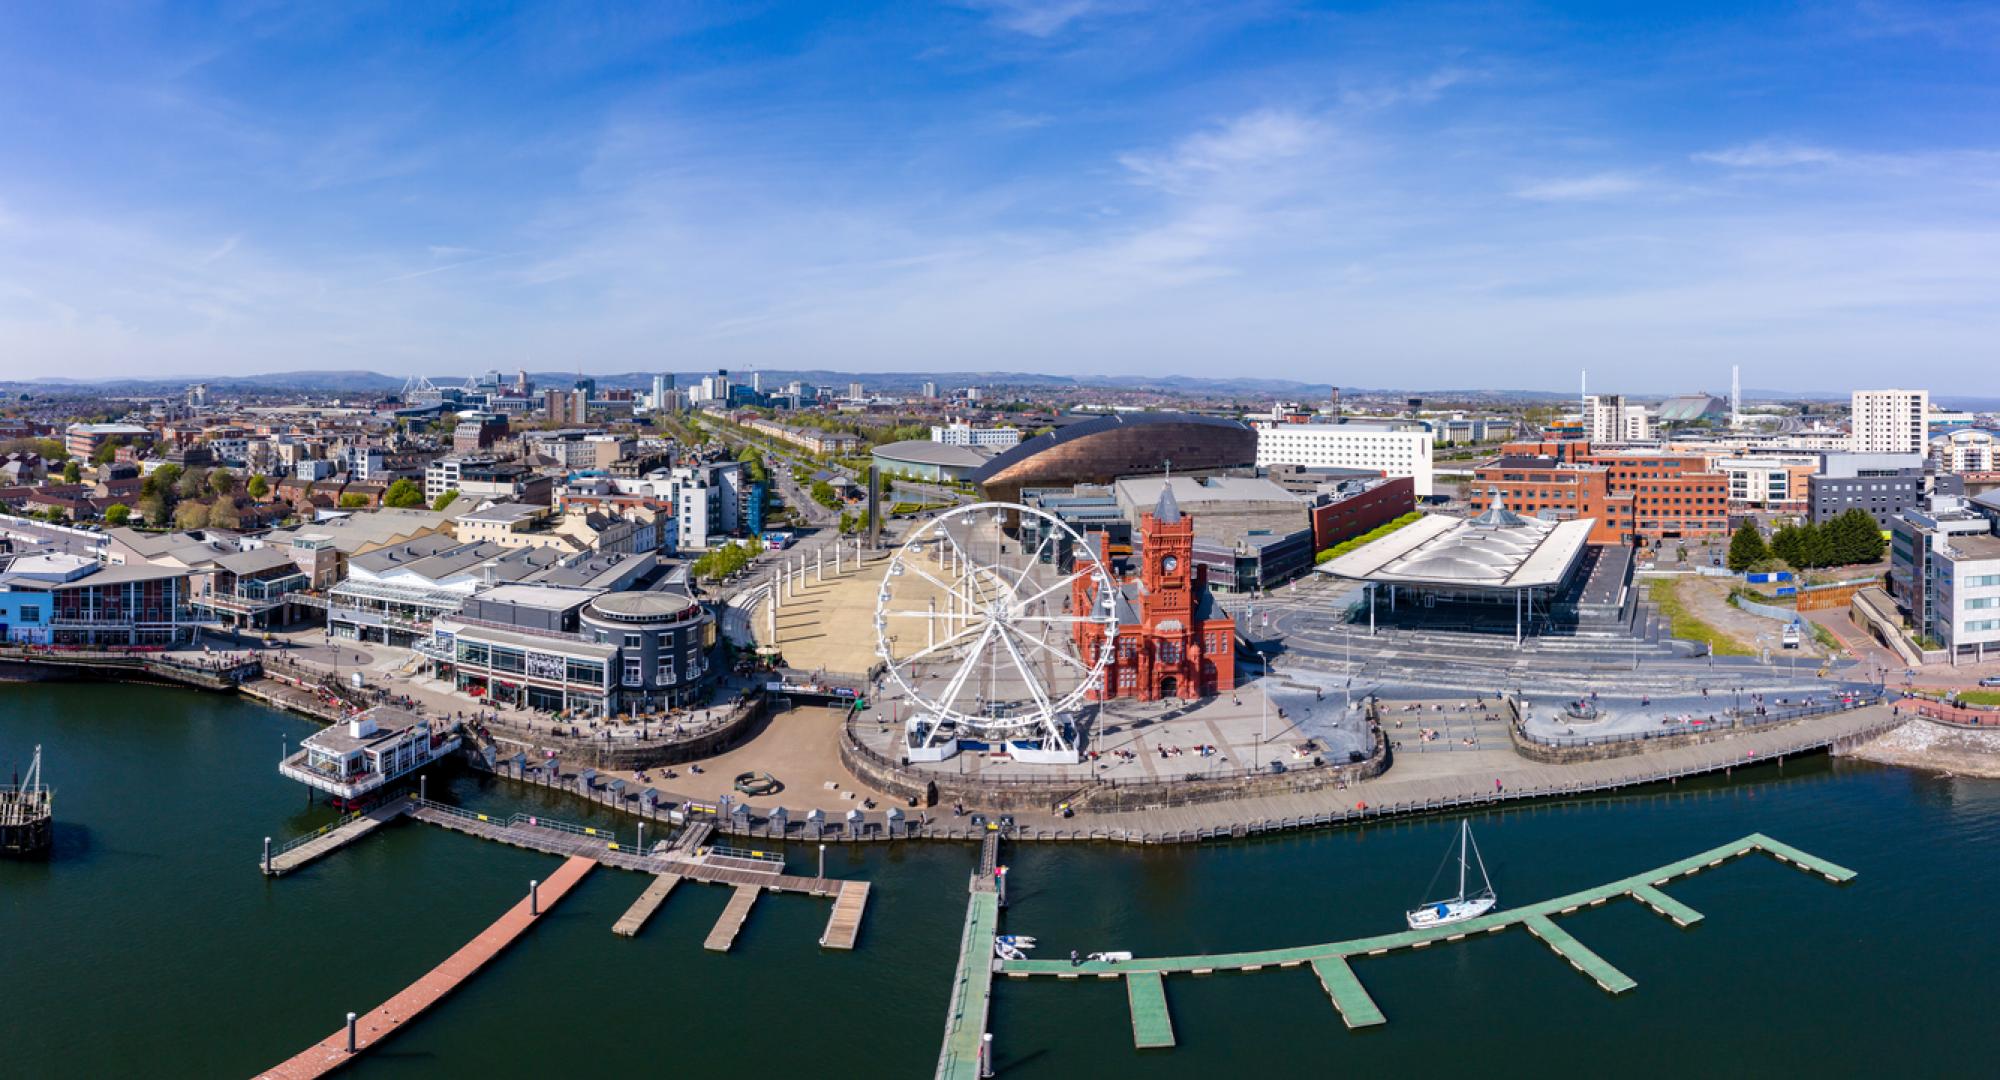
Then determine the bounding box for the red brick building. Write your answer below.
[1468,441,1729,545]
[1073,486,1237,703]
[1310,475,1416,551]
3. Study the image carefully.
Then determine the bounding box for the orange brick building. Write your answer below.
[1467,441,1729,545]
[1073,486,1237,702]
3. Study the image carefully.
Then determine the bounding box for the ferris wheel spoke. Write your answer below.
[994,621,1056,721]
[934,621,997,717]
[1009,565,1097,613]
[901,561,978,609]
[1008,614,1107,624]
[896,621,985,665]
[996,618,1093,673]
[1005,530,1058,593]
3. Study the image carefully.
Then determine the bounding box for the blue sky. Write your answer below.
[1,1,1997,391]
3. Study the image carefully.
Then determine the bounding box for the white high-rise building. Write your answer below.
[1253,421,1434,498]
[650,373,674,411]
[931,421,1022,449]
[1583,395,1652,443]
[1851,389,1930,454]
[1931,429,1996,474]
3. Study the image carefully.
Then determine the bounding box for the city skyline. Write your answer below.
[3,2,1999,389]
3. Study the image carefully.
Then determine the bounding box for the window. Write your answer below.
[623,658,643,686]
[656,659,676,684]
[623,632,640,648]
[18,605,40,622]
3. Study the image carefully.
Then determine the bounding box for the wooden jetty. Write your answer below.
[264,800,410,876]
[611,874,682,938]
[257,855,595,1079]
[396,799,872,954]
[986,833,1856,1060]
[820,881,870,950]
[705,884,762,952]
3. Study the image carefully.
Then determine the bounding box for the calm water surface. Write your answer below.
[3,683,1994,1078]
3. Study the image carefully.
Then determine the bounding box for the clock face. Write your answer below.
[1161,555,1179,573]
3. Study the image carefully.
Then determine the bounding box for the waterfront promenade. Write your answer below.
[258,854,597,1079]
[476,701,1905,847]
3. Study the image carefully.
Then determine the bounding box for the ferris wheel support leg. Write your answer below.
[816,547,823,583]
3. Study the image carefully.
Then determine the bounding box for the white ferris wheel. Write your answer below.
[874,502,1119,757]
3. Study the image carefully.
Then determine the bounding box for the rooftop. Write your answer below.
[1317,507,1595,591]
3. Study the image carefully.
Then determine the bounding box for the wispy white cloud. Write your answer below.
[1511,172,1644,201]
[964,0,1129,37]
[1119,109,1326,193]
[1693,141,1841,168]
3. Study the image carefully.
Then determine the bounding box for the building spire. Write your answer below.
[1154,477,1182,525]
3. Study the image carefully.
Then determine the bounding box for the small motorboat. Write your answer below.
[1406,819,1498,930]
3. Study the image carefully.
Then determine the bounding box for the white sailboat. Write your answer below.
[1406,819,1497,930]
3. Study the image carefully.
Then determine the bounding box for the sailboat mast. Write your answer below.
[1457,820,1468,899]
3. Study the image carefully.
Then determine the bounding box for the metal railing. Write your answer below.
[1516,691,1883,748]
[409,797,631,844]
[269,809,367,858]
[704,843,786,864]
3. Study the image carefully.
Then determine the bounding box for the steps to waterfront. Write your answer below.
[705,884,762,952]
[988,833,1855,1058]
[611,873,681,938]
[258,855,596,1079]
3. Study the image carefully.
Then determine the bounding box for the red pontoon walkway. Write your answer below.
[257,855,596,1079]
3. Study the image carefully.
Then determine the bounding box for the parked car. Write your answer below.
[1979,676,2000,688]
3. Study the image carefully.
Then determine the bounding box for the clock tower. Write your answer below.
[1073,478,1236,704]
[1141,482,1196,619]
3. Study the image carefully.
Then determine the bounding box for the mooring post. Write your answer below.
[980,1033,994,1078]
[530,879,540,916]
[419,774,426,803]
[638,821,646,855]
[345,1012,358,1053]
[263,836,272,875]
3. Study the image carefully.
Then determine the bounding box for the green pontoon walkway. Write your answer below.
[991,833,1853,1053]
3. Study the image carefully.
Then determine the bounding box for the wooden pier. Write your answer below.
[611,873,681,938]
[705,884,762,952]
[988,833,1857,1060]
[820,881,870,950]
[257,855,595,1079]
[393,799,871,953]
[263,800,410,876]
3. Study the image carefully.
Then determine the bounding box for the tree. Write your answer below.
[61,460,81,483]
[176,467,209,501]
[383,478,426,508]
[1830,509,1885,566]
[174,500,210,530]
[148,463,182,502]
[208,467,237,498]
[339,493,371,508]
[90,437,122,465]
[810,479,840,510]
[432,489,460,512]
[1769,524,1805,568]
[140,495,170,528]
[1726,521,1768,573]
[104,502,131,527]
[207,498,242,530]
[246,473,270,500]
